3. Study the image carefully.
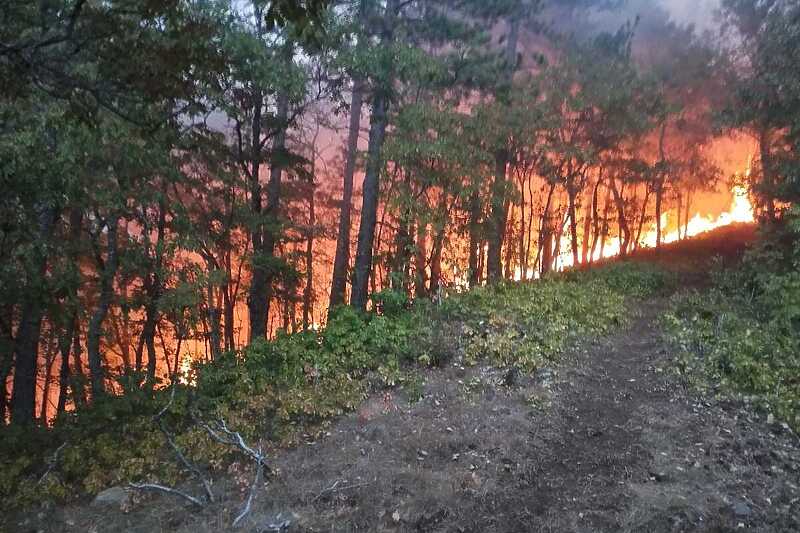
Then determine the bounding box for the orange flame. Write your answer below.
[516,183,755,280]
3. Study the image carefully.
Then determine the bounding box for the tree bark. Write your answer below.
[329,81,364,314]
[428,194,448,296]
[609,179,631,256]
[467,190,481,287]
[87,214,120,399]
[567,182,580,266]
[249,73,290,340]
[655,121,667,250]
[414,220,428,298]
[486,16,520,282]
[303,181,315,329]
[11,205,58,423]
[351,0,397,311]
[758,125,776,221]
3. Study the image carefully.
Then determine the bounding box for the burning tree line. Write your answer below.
[1,0,799,425]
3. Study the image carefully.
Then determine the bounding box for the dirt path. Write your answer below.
[27,297,800,532]
[257,299,800,532]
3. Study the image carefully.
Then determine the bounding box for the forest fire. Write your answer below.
[4,0,800,530]
[644,185,755,248]
[547,183,756,274]
[1,0,795,433]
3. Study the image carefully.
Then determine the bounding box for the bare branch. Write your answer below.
[232,453,265,528]
[153,386,215,502]
[128,482,205,507]
[37,442,67,486]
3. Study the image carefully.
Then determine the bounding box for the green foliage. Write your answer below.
[0,260,667,511]
[564,261,673,295]
[665,229,800,430]
[443,262,668,371]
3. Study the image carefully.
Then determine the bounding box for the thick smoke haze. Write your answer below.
[665,0,720,30]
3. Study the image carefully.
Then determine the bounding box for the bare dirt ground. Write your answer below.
[18,291,800,533]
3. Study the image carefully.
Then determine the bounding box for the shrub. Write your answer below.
[0,261,668,511]
[665,224,800,430]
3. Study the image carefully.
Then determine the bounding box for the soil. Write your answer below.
[13,291,800,533]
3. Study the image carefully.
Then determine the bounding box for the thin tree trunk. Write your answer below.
[503,202,514,279]
[11,206,58,423]
[303,181,315,329]
[537,183,557,275]
[71,326,86,406]
[656,121,667,250]
[486,16,520,282]
[567,182,580,266]
[351,0,397,311]
[40,330,58,423]
[467,190,481,288]
[329,81,364,314]
[142,196,167,384]
[207,284,222,361]
[609,179,631,256]
[635,186,652,249]
[587,172,603,265]
[759,126,776,221]
[87,214,120,399]
[248,81,289,340]
[414,220,428,299]
[56,315,77,415]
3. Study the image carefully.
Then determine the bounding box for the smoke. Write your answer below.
[544,0,723,39]
[664,0,720,31]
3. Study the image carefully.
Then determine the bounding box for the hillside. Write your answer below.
[5,224,800,533]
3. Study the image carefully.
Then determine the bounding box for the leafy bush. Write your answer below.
[665,225,800,430]
[443,262,668,371]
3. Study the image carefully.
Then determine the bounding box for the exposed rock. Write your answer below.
[732,501,752,518]
[91,486,129,507]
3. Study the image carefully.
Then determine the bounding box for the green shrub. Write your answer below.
[665,226,800,430]
[0,261,668,511]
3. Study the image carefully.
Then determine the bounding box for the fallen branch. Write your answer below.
[128,482,205,507]
[194,416,267,466]
[154,386,214,503]
[128,391,269,528]
[37,442,68,486]
[233,454,265,528]
[193,414,268,527]
[312,479,373,502]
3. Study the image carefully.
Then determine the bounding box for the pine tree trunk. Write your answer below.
[11,206,58,423]
[351,0,397,311]
[207,284,222,361]
[329,81,364,313]
[414,221,428,299]
[87,214,120,399]
[249,80,290,340]
[303,182,315,329]
[567,183,580,267]
[486,16,520,282]
[467,190,481,287]
[487,152,508,281]
[758,126,776,221]
[56,319,73,416]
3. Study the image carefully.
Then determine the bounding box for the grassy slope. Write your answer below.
[663,223,800,431]
[1,254,673,512]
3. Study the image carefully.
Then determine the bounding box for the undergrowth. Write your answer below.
[0,261,668,511]
[665,218,800,431]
